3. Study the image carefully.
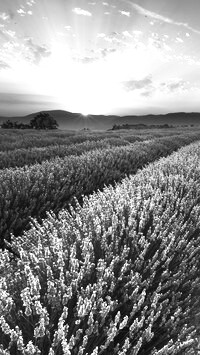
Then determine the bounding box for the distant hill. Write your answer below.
[0,110,200,130]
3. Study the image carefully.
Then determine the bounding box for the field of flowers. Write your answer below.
[0,138,132,170]
[0,126,197,152]
[1,140,200,354]
[0,130,144,152]
[1,132,200,247]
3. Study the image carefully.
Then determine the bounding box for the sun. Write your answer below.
[24,41,128,115]
[81,111,89,116]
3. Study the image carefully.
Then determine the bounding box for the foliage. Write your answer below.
[0,126,198,152]
[1,113,58,130]
[1,133,200,248]
[1,141,200,354]
[0,131,127,152]
[112,123,174,130]
[30,113,58,130]
[0,139,130,170]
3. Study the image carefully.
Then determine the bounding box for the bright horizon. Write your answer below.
[1,0,200,116]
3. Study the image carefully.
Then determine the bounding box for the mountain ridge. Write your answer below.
[0,110,200,130]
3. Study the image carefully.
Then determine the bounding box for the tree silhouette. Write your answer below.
[30,112,58,130]
[1,120,14,128]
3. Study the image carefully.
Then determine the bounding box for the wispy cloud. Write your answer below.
[125,1,200,35]
[176,37,184,43]
[17,8,33,16]
[97,33,106,38]
[119,10,130,17]
[0,12,10,21]
[160,78,188,92]
[72,8,92,16]
[74,56,97,64]
[3,29,16,38]
[26,0,36,6]
[64,25,72,31]
[122,30,132,38]
[123,76,152,91]
[25,38,51,64]
[17,9,26,16]
[104,32,123,44]
[0,60,10,70]
[100,48,117,57]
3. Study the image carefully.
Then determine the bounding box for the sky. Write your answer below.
[1,0,200,116]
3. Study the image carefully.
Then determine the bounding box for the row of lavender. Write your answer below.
[0,138,132,169]
[0,130,149,152]
[0,126,187,169]
[1,133,200,246]
[1,140,200,354]
[0,125,196,153]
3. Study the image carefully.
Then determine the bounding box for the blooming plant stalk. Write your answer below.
[0,138,132,170]
[1,132,200,247]
[1,141,200,353]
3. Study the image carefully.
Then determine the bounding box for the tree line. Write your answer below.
[111,123,174,130]
[1,112,58,129]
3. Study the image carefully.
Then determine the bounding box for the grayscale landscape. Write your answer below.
[1,0,200,354]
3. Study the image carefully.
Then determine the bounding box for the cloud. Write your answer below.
[75,56,97,64]
[176,37,184,43]
[25,38,51,64]
[122,30,132,38]
[0,12,10,21]
[141,90,154,97]
[119,10,130,17]
[148,32,172,50]
[75,47,117,63]
[102,2,109,5]
[27,0,36,6]
[125,1,200,35]
[123,76,152,91]
[2,29,16,38]
[0,29,10,40]
[57,31,66,37]
[64,25,72,30]
[160,79,188,92]
[97,33,106,38]
[0,60,10,70]
[149,35,162,49]
[99,48,117,57]
[72,8,92,16]
[104,33,122,44]
[17,9,26,16]
[88,2,96,5]
[0,93,58,116]
[17,8,33,16]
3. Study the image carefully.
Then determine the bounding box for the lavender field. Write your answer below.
[1,128,200,354]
